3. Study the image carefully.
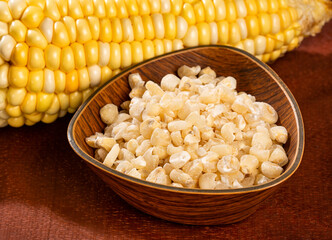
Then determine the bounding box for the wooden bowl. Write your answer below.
[67,46,304,225]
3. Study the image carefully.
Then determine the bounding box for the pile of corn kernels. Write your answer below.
[86,65,289,189]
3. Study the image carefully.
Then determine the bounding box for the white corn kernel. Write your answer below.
[261,161,283,178]
[150,128,171,147]
[255,173,271,185]
[177,65,201,78]
[128,73,145,88]
[270,126,288,144]
[169,151,191,169]
[169,169,195,188]
[116,160,133,173]
[201,151,219,173]
[167,144,184,155]
[100,103,118,125]
[160,74,180,91]
[252,132,272,150]
[240,155,259,174]
[217,155,240,174]
[250,147,270,162]
[171,131,183,146]
[269,145,288,167]
[146,167,171,185]
[256,102,278,124]
[131,156,146,169]
[145,80,164,96]
[210,144,233,157]
[135,139,151,156]
[103,144,120,168]
[199,173,218,189]
[221,122,236,143]
[127,168,142,179]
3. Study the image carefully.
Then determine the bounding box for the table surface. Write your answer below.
[1,21,331,240]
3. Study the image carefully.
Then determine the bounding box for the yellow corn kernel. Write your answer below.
[209,22,218,44]
[153,39,164,56]
[115,0,128,18]
[56,0,68,16]
[152,13,166,39]
[44,0,61,21]
[108,42,121,70]
[171,0,182,16]
[256,0,268,12]
[25,119,36,126]
[268,0,279,13]
[68,0,84,19]
[142,39,154,60]
[163,39,172,53]
[94,0,107,18]
[36,92,54,112]
[270,13,281,34]
[87,16,100,40]
[52,21,70,47]
[9,20,27,42]
[76,18,92,43]
[284,28,295,45]
[137,0,150,15]
[125,0,139,16]
[27,0,45,9]
[60,46,75,73]
[121,18,134,42]
[7,87,26,106]
[163,13,176,40]
[262,53,270,62]
[172,38,183,50]
[82,88,93,101]
[98,42,110,66]
[28,47,45,70]
[59,109,67,117]
[176,16,188,39]
[6,104,22,117]
[54,70,66,93]
[233,41,244,51]
[234,0,247,19]
[214,0,226,21]
[105,0,117,18]
[8,66,29,88]
[258,13,271,35]
[236,18,248,40]
[112,69,121,76]
[21,6,44,28]
[131,41,143,65]
[26,28,48,49]
[161,0,171,13]
[120,42,132,68]
[84,40,99,66]
[0,64,9,88]
[80,0,94,16]
[11,43,29,66]
[110,18,122,43]
[70,43,86,69]
[58,92,69,110]
[288,37,299,51]
[65,70,79,92]
[0,1,13,23]
[181,3,195,25]
[8,116,25,127]
[193,1,205,23]
[41,113,58,123]
[39,17,54,43]
[28,70,44,92]
[149,0,161,13]
[0,21,8,38]
[274,32,284,50]
[183,25,198,47]
[44,44,61,70]
[8,0,27,20]
[69,91,83,109]
[243,38,255,55]
[278,0,287,8]
[101,66,112,84]
[78,68,89,90]
[246,15,260,38]
[21,92,37,114]
[225,0,237,22]
[254,35,267,55]
[217,21,228,44]
[142,15,155,40]
[229,21,241,44]
[197,22,210,45]
[245,0,258,15]
[100,18,112,42]
[43,68,55,93]
[270,49,281,61]
[24,111,42,122]
[289,7,298,22]
[265,36,275,53]
[62,16,77,43]
[279,8,291,30]
[131,16,145,41]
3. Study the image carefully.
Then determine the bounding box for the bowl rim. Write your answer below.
[67,45,305,195]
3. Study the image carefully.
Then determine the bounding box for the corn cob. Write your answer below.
[0,0,331,127]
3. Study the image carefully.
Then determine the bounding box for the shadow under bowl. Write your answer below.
[68,45,304,225]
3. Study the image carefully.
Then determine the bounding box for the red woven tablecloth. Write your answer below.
[1,21,331,240]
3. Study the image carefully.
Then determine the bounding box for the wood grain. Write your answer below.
[68,46,303,225]
[0,20,331,240]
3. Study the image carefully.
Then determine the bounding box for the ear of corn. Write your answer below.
[0,0,331,127]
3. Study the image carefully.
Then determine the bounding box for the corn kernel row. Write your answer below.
[0,0,330,127]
